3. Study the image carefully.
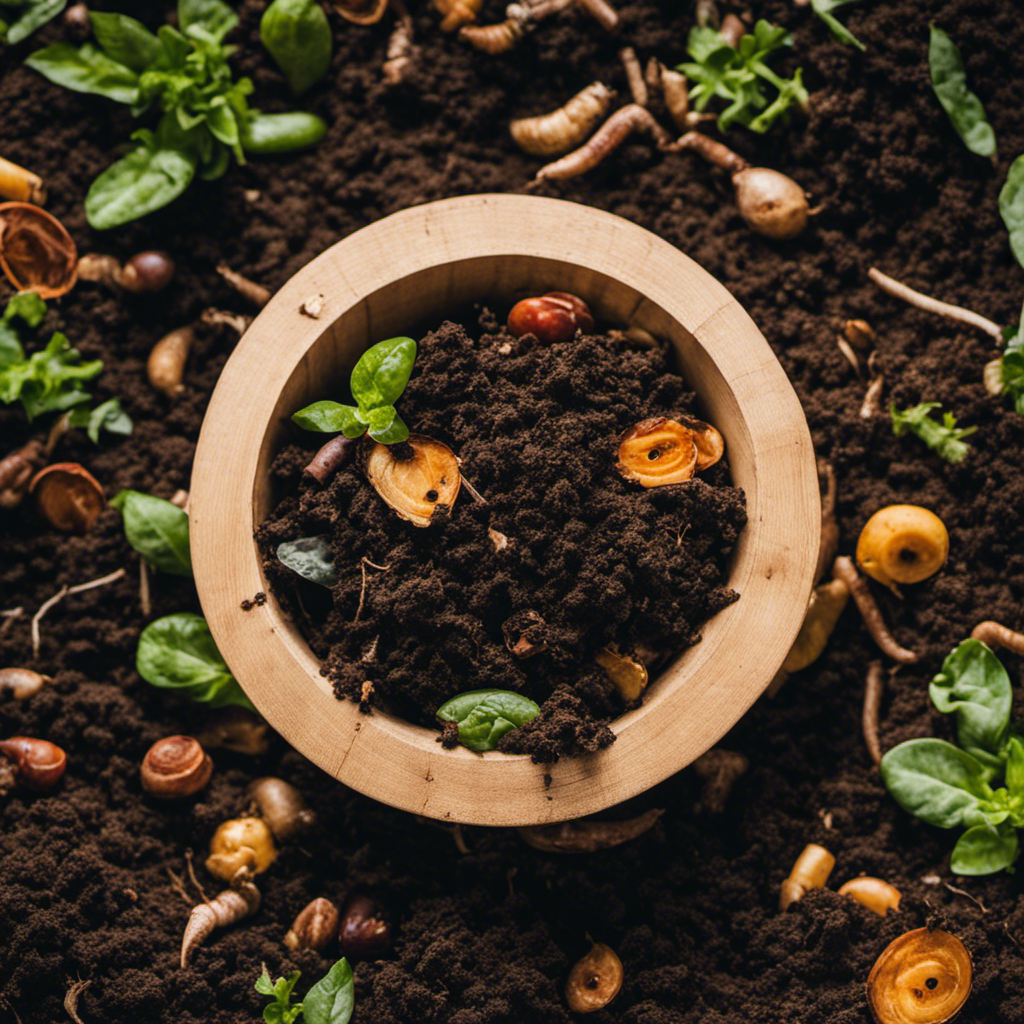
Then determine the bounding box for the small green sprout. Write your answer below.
[256,958,355,1024]
[890,401,976,464]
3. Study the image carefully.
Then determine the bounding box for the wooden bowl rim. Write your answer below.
[190,193,819,826]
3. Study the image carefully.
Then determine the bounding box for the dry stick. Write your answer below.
[63,980,91,1024]
[461,476,487,504]
[383,0,415,83]
[867,268,1004,343]
[31,569,127,658]
[534,105,672,181]
[944,882,988,913]
[971,621,1024,656]
[216,264,271,308]
[139,557,152,618]
[619,46,647,106]
[862,660,885,767]
[832,556,918,665]
[0,607,22,637]
[576,0,618,31]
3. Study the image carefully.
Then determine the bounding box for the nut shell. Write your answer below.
[29,462,105,533]
[856,505,948,592]
[507,291,595,344]
[565,941,623,1013]
[140,736,212,799]
[0,201,77,298]
[0,667,50,700]
[365,435,461,527]
[616,417,698,487]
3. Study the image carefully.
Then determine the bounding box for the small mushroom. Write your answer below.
[206,817,277,881]
[29,462,105,533]
[0,202,77,298]
[867,928,972,1024]
[594,645,648,701]
[365,435,461,527]
[780,843,835,910]
[616,418,697,487]
[140,736,212,799]
[565,941,623,1013]
[839,876,901,916]
[856,505,948,594]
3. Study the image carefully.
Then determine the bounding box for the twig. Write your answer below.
[943,882,988,913]
[619,46,647,106]
[862,660,884,766]
[832,557,918,665]
[461,476,487,504]
[63,980,91,1024]
[860,353,884,419]
[354,558,391,624]
[216,264,271,308]
[166,867,195,908]
[185,849,209,903]
[971,621,1024,656]
[868,268,1004,343]
[139,557,152,618]
[32,569,126,658]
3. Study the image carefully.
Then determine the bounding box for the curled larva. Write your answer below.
[510,82,614,157]
[459,18,524,53]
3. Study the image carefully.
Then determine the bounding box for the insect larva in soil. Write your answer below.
[180,876,261,968]
[566,942,623,1012]
[534,104,673,181]
[0,668,50,700]
[839,877,901,916]
[285,897,339,951]
[147,327,195,400]
[983,358,1004,396]
[140,736,213,799]
[779,843,835,910]
[510,82,614,157]
[458,18,524,53]
[970,621,1024,656]
[518,808,663,852]
[575,0,619,32]
[206,817,278,880]
[0,736,67,793]
[832,556,918,665]
[215,263,271,307]
[0,155,45,204]
[247,776,315,841]
[77,251,174,293]
[435,0,482,31]
[305,435,357,483]
[505,0,573,21]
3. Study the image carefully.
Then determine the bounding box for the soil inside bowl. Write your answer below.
[256,314,747,761]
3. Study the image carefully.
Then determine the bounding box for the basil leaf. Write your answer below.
[178,0,238,41]
[365,404,398,430]
[4,0,65,45]
[111,489,192,576]
[155,24,191,67]
[302,958,355,1024]
[277,535,337,587]
[291,400,365,436]
[89,12,163,73]
[205,96,239,148]
[26,42,139,104]
[260,0,332,96]
[437,689,541,752]
[929,26,996,159]
[85,139,197,230]
[67,396,133,442]
[350,337,417,410]
[929,639,1012,773]
[880,738,993,829]
[4,291,46,328]
[1000,154,1024,271]
[809,0,864,52]
[137,612,253,710]
[951,823,1019,875]
[0,324,23,368]
[368,410,409,445]
[239,110,326,154]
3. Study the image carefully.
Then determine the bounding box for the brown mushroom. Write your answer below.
[565,941,623,1013]
[867,928,972,1024]
[616,418,697,487]
[365,435,461,527]
[0,202,77,299]
[29,462,105,533]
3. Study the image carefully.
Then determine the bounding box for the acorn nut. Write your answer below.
[856,505,948,594]
[338,894,391,960]
[140,736,212,799]
[206,817,277,881]
[365,434,461,528]
[565,941,623,1013]
[507,291,594,344]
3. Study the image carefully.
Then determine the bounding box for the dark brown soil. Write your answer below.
[2,0,1024,1022]
[255,319,745,761]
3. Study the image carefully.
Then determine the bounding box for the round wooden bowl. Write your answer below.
[191,194,819,827]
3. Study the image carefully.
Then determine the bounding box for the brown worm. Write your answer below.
[669,131,749,175]
[862,660,884,766]
[832,556,918,664]
[971,621,1024,656]
[458,18,524,53]
[305,436,356,484]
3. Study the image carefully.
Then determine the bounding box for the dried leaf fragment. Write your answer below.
[435,0,482,31]
[519,808,663,853]
[365,434,461,527]
[594,644,648,701]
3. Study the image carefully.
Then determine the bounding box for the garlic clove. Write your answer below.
[616,417,698,487]
[29,462,105,533]
[365,435,461,527]
[595,645,648,701]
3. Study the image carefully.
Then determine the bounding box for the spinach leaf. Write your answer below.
[880,738,993,829]
[809,0,864,52]
[1000,154,1024,270]
[929,639,1012,774]
[3,0,65,45]
[437,689,541,752]
[291,400,365,436]
[67,396,133,442]
[890,401,975,463]
[951,823,1019,875]
[178,0,238,41]
[89,11,163,73]
[368,411,408,445]
[137,613,253,709]
[26,42,140,104]
[260,0,332,96]
[277,535,336,587]
[1007,736,1024,796]
[302,959,355,1024]
[111,489,192,576]
[929,26,996,159]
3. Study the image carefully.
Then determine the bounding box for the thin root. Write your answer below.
[185,849,209,903]
[32,569,127,658]
[167,868,195,908]
[216,264,271,308]
[354,558,392,623]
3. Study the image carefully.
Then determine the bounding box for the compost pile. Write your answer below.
[257,320,745,761]
[3,0,1024,1022]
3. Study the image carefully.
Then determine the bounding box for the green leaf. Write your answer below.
[929,639,1012,773]
[291,400,365,436]
[929,26,996,159]
[110,489,192,575]
[302,959,355,1024]
[890,401,975,463]
[136,612,253,710]
[239,111,327,154]
[1006,737,1024,796]
[67,396,133,443]
[256,969,303,1024]
[350,337,417,410]
[999,154,1024,270]
[85,138,197,229]
[4,291,46,328]
[255,967,277,996]
[0,331,102,420]
[809,0,865,51]
[951,823,1019,875]
[178,0,238,41]
[4,0,65,45]
[89,12,163,73]
[437,689,542,752]
[205,97,239,148]
[260,0,332,95]
[880,738,993,829]
[26,42,139,104]
[367,410,409,445]
[276,535,337,587]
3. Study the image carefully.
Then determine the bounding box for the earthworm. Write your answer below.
[518,808,664,852]
[180,877,260,967]
[970,621,1024,656]
[534,105,673,181]
[459,18,524,53]
[862,659,884,766]
[304,435,356,483]
[832,556,918,664]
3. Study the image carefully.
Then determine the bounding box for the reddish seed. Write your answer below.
[507,291,595,344]
[0,736,67,791]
